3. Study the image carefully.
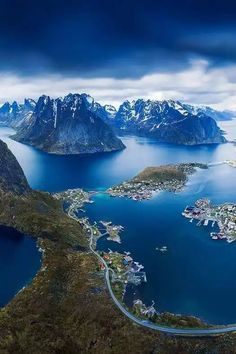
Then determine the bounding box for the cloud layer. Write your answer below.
[1,60,236,110]
[1,1,236,110]
[1,0,236,77]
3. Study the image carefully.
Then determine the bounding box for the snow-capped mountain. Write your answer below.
[12,94,125,155]
[0,99,36,127]
[81,93,117,120]
[182,103,236,121]
[1,94,228,148]
[110,99,226,145]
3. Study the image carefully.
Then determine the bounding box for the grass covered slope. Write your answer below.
[133,163,207,183]
[108,163,208,200]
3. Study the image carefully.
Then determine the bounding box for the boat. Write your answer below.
[203,219,209,226]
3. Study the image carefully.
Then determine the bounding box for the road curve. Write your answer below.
[87,230,236,336]
[68,210,236,337]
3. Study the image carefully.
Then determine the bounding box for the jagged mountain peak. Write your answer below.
[12,93,125,155]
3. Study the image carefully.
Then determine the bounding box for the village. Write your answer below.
[55,186,156,321]
[182,198,236,243]
[107,178,187,201]
[107,163,207,201]
[99,250,147,286]
[53,188,94,213]
[78,218,148,301]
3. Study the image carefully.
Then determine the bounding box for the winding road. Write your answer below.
[68,207,236,337]
[87,228,236,337]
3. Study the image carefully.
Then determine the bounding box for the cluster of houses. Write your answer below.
[133,299,157,318]
[101,252,147,286]
[182,199,236,243]
[107,177,186,201]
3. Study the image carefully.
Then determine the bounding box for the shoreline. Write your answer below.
[65,196,236,335]
[60,185,236,334]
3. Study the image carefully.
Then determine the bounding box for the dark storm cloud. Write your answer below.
[0,0,236,77]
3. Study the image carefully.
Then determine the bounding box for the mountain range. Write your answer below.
[0,94,230,152]
[110,99,226,145]
[0,99,36,128]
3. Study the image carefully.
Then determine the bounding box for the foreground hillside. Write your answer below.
[1,141,236,353]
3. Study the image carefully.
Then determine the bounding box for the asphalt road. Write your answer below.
[68,209,236,337]
[88,228,236,337]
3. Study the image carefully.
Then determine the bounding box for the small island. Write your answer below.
[107,163,208,201]
[99,221,124,243]
[183,198,236,243]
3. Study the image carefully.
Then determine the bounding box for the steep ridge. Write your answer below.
[0,139,30,194]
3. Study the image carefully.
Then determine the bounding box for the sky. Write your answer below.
[1,0,236,109]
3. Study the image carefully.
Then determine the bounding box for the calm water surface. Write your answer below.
[0,226,41,306]
[1,123,236,324]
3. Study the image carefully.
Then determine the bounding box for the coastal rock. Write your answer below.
[0,139,30,194]
[108,99,226,145]
[12,93,125,155]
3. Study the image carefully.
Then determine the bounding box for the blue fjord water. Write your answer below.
[0,226,41,306]
[1,122,236,324]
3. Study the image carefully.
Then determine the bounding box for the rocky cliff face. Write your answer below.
[0,99,36,127]
[0,139,30,194]
[111,99,226,145]
[12,94,125,154]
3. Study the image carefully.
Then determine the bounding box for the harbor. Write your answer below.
[182,199,236,243]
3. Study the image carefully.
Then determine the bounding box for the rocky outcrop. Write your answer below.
[0,139,30,194]
[12,94,125,155]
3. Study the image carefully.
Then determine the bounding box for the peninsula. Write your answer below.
[107,163,208,201]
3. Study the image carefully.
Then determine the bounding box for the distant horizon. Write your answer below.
[1,73,236,113]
